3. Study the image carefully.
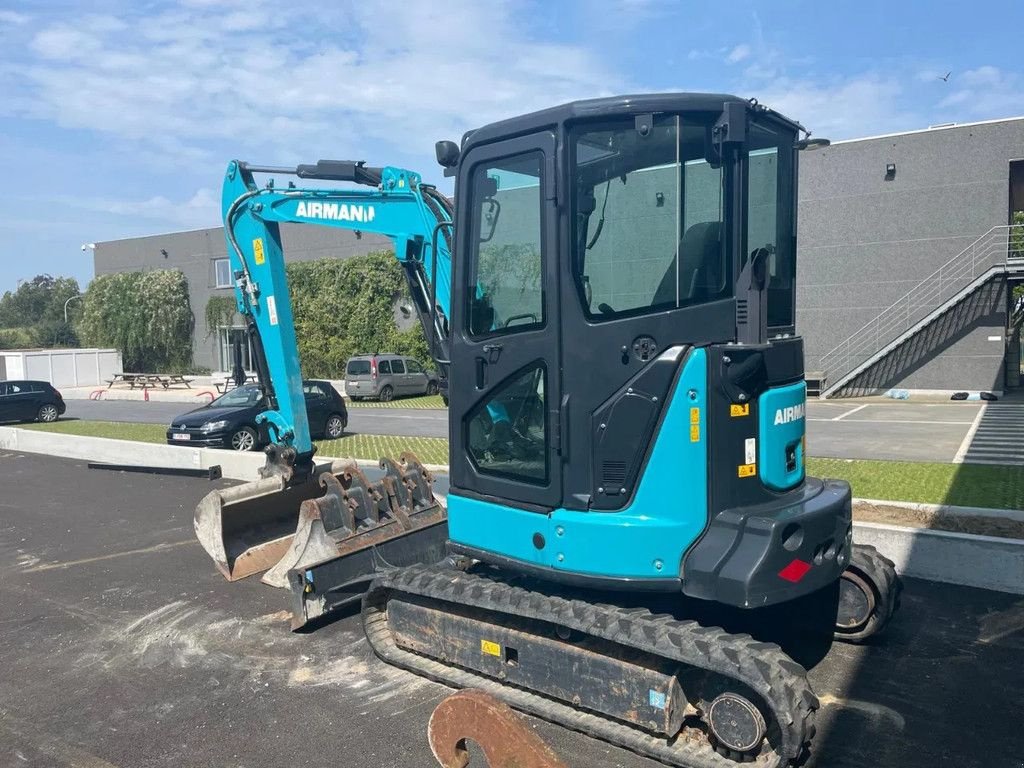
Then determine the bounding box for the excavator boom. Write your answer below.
[193,159,452,586]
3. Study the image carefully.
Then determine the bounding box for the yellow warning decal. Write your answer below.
[481,639,501,657]
[253,238,265,265]
[690,424,700,442]
[738,463,756,478]
[689,407,700,424]
[730,403,749,417]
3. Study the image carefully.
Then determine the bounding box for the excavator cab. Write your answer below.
[438,94,848,606]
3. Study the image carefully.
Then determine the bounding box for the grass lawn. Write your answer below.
[22,420,449,465]
[808,457,1024,511]
[346,394,446,409]
[20,421,1024,509]
[22,419,166,444]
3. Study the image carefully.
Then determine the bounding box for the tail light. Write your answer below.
[371,358,377,379]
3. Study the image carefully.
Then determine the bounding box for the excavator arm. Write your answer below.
[221,159,453,471]
[193,159,453,585]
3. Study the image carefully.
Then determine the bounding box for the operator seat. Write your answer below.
[652,221,723,306]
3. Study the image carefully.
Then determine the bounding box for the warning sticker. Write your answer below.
[266,295,278,326]
[738,463,756,478]
[480,639,501,657]
[649,689,667,709]
[690,424,700,442]
[744,437,756,465]
[689,407,700,424]
[253,237,265,265]
[730,403,749,417]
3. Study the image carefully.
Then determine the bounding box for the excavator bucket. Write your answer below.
[194,453,448,589]
[194,462,343,581]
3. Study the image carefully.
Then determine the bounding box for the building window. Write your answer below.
[214,258,232,289]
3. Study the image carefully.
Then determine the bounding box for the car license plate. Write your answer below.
[173,433,190,441]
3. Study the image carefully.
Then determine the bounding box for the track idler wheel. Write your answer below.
[834,543,902,643]
[705,692,768,760]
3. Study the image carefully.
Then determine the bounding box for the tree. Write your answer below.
[79,270,194,371]
[286,251,429,378]
[0,274,82,348]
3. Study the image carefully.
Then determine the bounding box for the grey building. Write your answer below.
[93,116,1024,394]
[798,117,1024,396]
[92,225,390,371]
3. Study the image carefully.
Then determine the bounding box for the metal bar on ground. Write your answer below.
[87,462,223,480]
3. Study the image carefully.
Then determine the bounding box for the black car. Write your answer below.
[0,380,66,424]
[166,381,348,451]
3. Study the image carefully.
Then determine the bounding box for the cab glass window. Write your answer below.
[466,364,547,483]
[467,153,544,337]
[391,359,406,374]
[747,121,796,330]
[572,116,727,320]
[406,359,422,373]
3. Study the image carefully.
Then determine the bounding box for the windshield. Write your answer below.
[572,115,727,320]
[210,384,263,408]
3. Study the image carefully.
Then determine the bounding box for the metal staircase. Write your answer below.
[818,225,1024,398]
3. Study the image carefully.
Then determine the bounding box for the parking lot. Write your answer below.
[1,452,1021,767]
[807,400,1024,465]
[61,397,1024,466]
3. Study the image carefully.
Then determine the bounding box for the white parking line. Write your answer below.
[832,404,869,421]
[808,418,975,425]
[953,404,988,464]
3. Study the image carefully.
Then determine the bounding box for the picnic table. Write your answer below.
[106,373,194,390]
[212,373,259,393]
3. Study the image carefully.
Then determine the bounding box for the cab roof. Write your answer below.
[462,92,804,151]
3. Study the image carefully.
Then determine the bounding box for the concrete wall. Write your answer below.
[93,225,390,372]
[798,118,1024,390]
[0,348,122,387]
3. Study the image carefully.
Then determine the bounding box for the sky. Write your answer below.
[2,0,1024,293]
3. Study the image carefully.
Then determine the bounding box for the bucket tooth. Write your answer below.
[261,454,447,589]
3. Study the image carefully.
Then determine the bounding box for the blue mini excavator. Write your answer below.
[195,94,901,768]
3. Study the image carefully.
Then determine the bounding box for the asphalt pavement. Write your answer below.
[63,397,1024,464]
[63,398,449,438]
[0,452,1020,767]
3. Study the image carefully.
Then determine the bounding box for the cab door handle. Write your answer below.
[475,357,487,389]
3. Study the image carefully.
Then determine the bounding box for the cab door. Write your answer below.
[449,132,562,510]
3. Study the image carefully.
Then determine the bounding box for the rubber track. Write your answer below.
[840,543,902,642]
[364,564,818,768]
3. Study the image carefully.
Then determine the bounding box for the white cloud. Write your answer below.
[2,0,625,168]
[726,44,751,64]
[755,74,918,140]
[937,66,1024,117]
[61,188,221,229]
[0,10,31,25]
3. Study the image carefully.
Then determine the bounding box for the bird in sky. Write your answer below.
[939,71,952,81]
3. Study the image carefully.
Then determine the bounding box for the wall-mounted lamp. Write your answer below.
[885,163,897,180]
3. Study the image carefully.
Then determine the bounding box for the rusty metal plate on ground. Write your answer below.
[428,689,567,768]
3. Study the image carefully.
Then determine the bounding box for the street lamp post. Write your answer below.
[64,294,84,323]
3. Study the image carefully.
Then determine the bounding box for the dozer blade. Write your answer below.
[285,453,449,630]
[194,460,352,581]
[262,454,446,588]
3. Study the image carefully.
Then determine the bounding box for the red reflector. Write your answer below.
[778,559,811,583]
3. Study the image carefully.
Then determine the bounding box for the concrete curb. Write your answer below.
[852,521,1024,595]
[854,496,1024,523]
[3,428,1021,594]
[0,427,447,481]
